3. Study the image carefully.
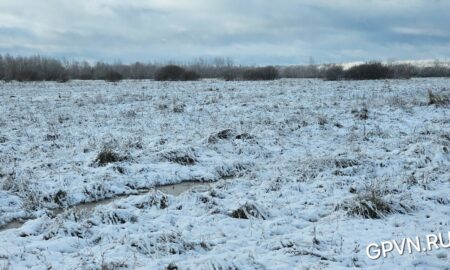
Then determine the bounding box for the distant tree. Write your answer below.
[78,61,95,80]
[242,66,279,80]
[181,70,200,81]
[306,56,320,78]
[154,65,200,81]
[323,65,344,81]
[279,65,319,78]
[387,64,416,79]
[1,54,449,82]
[418,62,450,77]
[129,62,156,79]
[344,62,390,80]
[103,70,123,82]
[0,55,4,80]
[57,71,70,83]
[155,65,185,81]
[222,67,239,81]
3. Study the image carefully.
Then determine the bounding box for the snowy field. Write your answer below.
[0,78,449,269]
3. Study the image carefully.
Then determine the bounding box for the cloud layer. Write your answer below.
[0,0,449,64]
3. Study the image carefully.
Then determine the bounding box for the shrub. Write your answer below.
[53,190,67,206]
[323,65,344,81]
[165,263,178,270]
[350,190,392,219]
[94,148,125,166]
[338,186,413,219]
[181,70,200,81]
[317,115,327,126]
[79,71,94,80]
[154,65,200,81]
[207,129,235,143]
[281,65,319,78]
[3,54,450,81]
[222,68,239,81]
[351,106,369,120]
[344,62,390,80]
[134,192,168,209]
[428,89,450,106]
[103,70,123,82]
[160,147,197,165]
[155,65,184,81]
[388,64,415,79]
[0,55,4,80]
[230,203,268,220]
[418,65,450,77]
[172,103,185,113]
[57,71,70,83]
[242,66,279,81]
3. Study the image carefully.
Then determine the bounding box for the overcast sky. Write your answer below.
[0,0,449,65]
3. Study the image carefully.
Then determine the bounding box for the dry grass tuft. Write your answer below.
[428,89,449,106]
[94,148,126,166]
[230,203,268,220]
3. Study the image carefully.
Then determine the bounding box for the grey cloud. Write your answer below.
[0,0,448,64]
[0,26,35,39]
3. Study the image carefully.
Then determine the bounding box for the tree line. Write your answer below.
[321,61,450,81]
[0,54,449,82]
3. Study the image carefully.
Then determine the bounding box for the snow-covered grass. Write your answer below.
[0,78,449,269]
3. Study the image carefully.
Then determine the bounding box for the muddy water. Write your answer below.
[156,181,209,196]
[56,181,210,214]
[0,220,25,231]
[0,181,210,232]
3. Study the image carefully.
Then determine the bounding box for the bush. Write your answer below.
[346,190,393,219]
[103,70,123,82]
[388,64,415,79]
[160,147,197,165]
[79,71,94,80]
[418,65,450,77]
[165,263,178,270]
[230,203,268,220]
[57,71,70,83]
[94,148,126,166]
[222,68,239,81]
[181,70,200,81]
[155,65,184,81]
[338,186,413,219]
[2,54,450,81]
[323,65,344,81]
[428,89,450,106]
[344,62,390,80]
[154,65,200,81]
[281,65,319,78]
[242,66,279,81]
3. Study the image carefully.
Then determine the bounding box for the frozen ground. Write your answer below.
[0,78,449,269]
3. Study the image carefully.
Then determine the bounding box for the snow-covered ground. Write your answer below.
[0,78,449,269]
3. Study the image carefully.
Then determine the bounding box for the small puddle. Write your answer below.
[0,220,24,231]
[156,181,209,196]
[0,181,210,232]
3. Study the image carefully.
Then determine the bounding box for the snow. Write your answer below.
[0,78,449,269]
